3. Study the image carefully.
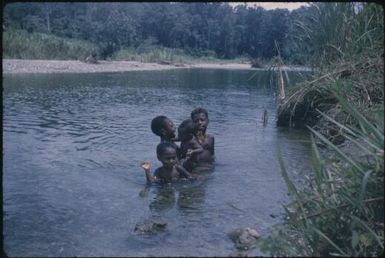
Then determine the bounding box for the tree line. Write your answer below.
[3,2,310,62]
[4,3,378,65]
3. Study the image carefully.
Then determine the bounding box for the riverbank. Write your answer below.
[2,59,312,74]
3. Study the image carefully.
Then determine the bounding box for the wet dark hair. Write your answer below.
[191,107,208,120]
[156,142,176,156]
[151,116,168,136]
[178,118,194,134]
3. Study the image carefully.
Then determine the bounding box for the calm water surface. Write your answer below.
[3,69,312,256]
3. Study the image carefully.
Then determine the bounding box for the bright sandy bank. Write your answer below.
[2,59,311,74]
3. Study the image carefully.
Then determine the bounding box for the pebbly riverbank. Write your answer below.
[2,59,312,74]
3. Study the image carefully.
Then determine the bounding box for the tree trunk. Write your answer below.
[44,4,51,33]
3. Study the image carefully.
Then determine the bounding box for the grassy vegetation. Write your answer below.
[276,54,384,134]
[3,29,100,60]
[261,92,384,256]
[261,3,384,256]
[111,47,191,64]
[110,46,249,64]
[3,28,250,65]
[286,3,384,68]
[277,3,384,139]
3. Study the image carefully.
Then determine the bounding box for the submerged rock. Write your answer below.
[134,216,167,235]
[228,227,261,250]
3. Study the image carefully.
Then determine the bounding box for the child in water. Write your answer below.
[191,107,215,166]
[178,119,204,172]
[151,115,180,158]
[140,142,193,184]
[151,115,177,143]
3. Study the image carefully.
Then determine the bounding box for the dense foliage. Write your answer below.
[263,3,384,257]
[4,2,295,61]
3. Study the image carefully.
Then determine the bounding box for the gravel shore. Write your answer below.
[2,59,253,74]
[2,59,311,74]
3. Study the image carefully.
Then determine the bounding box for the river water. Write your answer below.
[3,69,312,256]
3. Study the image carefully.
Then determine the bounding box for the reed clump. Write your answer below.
[263,3,384,257]
[261,90,384,256]
[277,55,383,140]
[277,3,384,143]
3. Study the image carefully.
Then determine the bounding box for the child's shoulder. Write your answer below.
[205,133,215,142]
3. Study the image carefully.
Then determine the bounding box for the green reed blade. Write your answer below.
[311,226,348,256]
[359,170,373,204]
[308,126,364,174]
[276,147,309,227]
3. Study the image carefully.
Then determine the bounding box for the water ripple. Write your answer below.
[3,70,312,257]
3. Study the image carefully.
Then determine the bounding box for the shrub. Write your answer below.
[3,29,100,60]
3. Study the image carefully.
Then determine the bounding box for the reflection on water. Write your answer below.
[177,183,206,214]
[3,69,312,257]
[138,176,208,220]
[155,180,207,214]
[150,185,177,213]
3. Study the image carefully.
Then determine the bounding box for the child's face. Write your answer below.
[192,113,209,132]
[162,118,176,139]
[158,147,178,168]
[178,127,192,142]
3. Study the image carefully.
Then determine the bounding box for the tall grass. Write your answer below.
[277,3,384,134]
[110,46,193,64]
[260,87,384,256]
[3,29,100,60]
[290,3,383,67]
[3,28,250,64]
[110,46,249,64]
[276,54,384,132]
[263,3,384,256]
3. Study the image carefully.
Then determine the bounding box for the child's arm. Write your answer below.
[176,164,201,181]
[140,161,155,183]
[175,164,193,179]
[186,140,204,157]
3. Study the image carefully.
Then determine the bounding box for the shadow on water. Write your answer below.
[138,170,211,216]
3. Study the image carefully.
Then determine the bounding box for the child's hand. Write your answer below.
[140,161,151,171]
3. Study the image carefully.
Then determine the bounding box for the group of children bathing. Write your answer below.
[141,107,215,184]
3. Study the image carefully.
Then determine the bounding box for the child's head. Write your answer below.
[151,115,176,139]
[191,107,209,132]
[178,119,195,142]
[156,142,178,168]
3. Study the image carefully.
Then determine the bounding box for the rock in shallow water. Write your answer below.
[227,227,261,250]
[134,216,167,235]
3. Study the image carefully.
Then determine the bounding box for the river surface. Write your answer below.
[3,69,312,256]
